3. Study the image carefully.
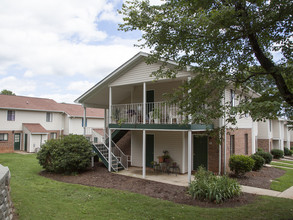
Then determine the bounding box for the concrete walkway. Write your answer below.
[117,167,293,200]
[241,185,293,199]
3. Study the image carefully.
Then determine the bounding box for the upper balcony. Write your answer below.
[109,101,213,130]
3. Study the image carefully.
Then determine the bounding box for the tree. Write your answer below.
[119,0,293,125]
[0,89,15,96]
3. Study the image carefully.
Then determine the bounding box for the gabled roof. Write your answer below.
[74,51,186,108]
[23,123,48,134]
[93,128,104,136]
[0,95,104,118]
[0,95,60,112]
[75,52,149,107]
[58,103,104,118]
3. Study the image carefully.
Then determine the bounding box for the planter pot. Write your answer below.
[154,119,160,124]
[158,156,164,163]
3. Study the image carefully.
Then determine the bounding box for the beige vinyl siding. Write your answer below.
[109,60,190,87]
[131,130,143,167]
[272,120,280,139]
[132,80,184,103]
[131,130,185,173]
[224,88,253,129]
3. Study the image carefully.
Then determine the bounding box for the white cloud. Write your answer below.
[40,93,80,104]
[0,0,139,78]
[0,76,36,94]
[24,70,34,78]
[67,81,95,93]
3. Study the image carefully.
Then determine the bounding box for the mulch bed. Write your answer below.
[231,166,285,189]
[40,162,284,208]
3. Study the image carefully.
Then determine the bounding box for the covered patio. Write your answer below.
[116,166,194,187]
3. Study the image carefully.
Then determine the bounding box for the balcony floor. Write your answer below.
[109,123,213,131]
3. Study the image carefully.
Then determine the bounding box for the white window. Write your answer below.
[7,110,15,121]
[0,133,8,141]
[94,137,98,143]
[46,112,53,122]
[50,133,57,139]
[230,135,235,156]
[230,90,235,107]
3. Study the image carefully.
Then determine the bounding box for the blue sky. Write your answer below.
[0,0,161,103]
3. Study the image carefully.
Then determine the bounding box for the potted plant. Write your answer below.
[153,108,161,124]
[162,150,171,163]
[158,155,164,163]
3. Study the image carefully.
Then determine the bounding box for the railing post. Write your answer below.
[142,129,146,178]
[188,130,192,184]
[108,128,112,172]
[143,83,146,124]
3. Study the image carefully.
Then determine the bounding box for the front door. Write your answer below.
[146,134,154,167]
[24,134,28,151]
[193,136,208,170]
[14,133,21,150]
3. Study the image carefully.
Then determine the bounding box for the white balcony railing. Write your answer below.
[110,102,184,125]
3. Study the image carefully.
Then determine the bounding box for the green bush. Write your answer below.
[229,155,254,176]
[257,148,264,152]
[290,150,293,156]
[270,149,284,159]
[250,154,265,171]
[284,147,292,156]
[188,167,241,204]
[254,151,273,164]
[37,135,94,174]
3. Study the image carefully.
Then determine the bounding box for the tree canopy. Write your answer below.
[0,89,15,96]
[119,0,293,125]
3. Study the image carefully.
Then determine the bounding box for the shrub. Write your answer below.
[290,150,293,156]
[250,154,265,171]
[188,167,241,204]
[229,155,254,176]
[284,147,292,156]
[257,148,264,152]
[37,135,94,174]
[270,149,284,159]
[254,151,273,164]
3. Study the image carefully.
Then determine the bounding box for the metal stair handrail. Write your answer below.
[104,132,128,170]
[93,143,120,172]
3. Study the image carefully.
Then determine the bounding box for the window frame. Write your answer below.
[50,132,57,139]
[244,134,248,155]
[46,112,53,122]
[230,89,235,107]
[0,133,8,141]
[230,135,235,156]
[7,110,15,121]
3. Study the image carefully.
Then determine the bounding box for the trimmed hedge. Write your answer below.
[284,147,292,156]
[37,135,94,174]
[271,149,284,159]
[250,154,265,171]
[229,155,254,176]
[254,151,273,164]
[188,167,241,204]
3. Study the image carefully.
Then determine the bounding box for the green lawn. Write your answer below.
[1,153,293,220]
[271,162,293,169]
[273,160,293,165]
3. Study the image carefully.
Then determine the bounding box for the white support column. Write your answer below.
[142,129,146,178]
[188,130,192,184]
[104,109,107,142]
[182,131,185,173]
[143,83,146,124]
[108,128,112,172]
[83,106,86,136]
[109,87,112,124]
